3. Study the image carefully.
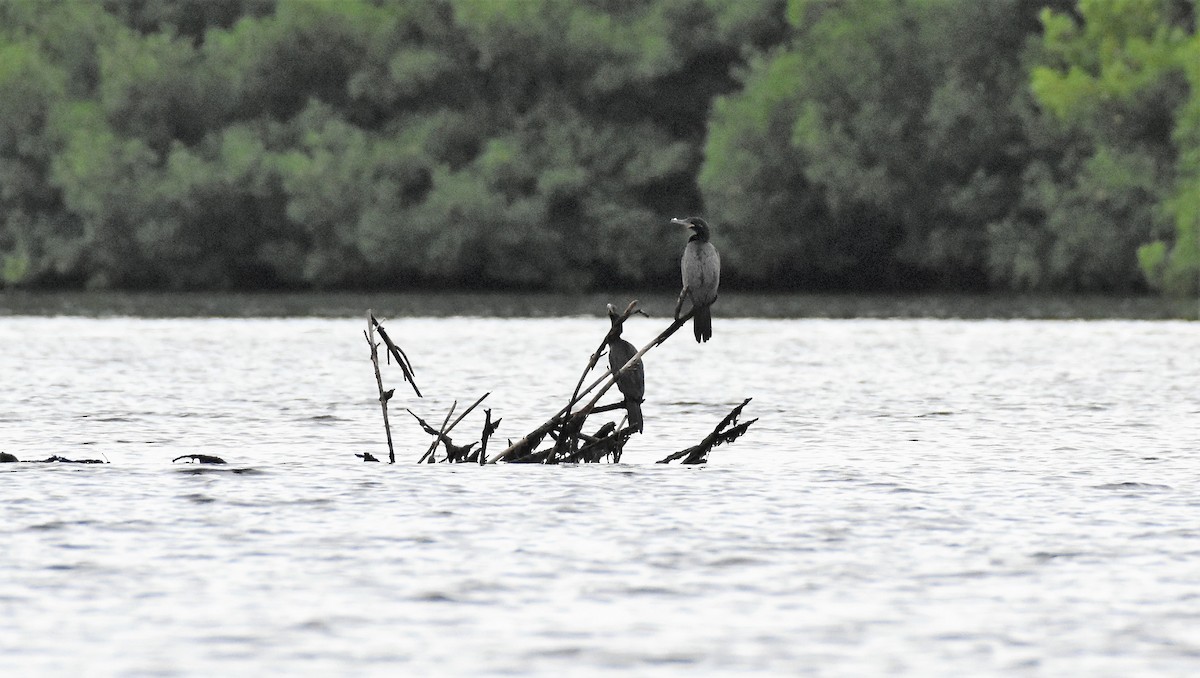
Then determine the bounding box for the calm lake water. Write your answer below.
[3,294,1200,676]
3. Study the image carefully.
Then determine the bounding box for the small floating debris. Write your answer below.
[172,454,227,465]
[1093,481,1171,491]
[0,452,107,464]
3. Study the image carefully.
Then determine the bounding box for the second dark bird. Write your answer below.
[606,304,645,433]
[672,216,721,342]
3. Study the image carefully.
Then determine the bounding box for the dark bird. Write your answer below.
[672,216,720,342]
[607,304,645,433]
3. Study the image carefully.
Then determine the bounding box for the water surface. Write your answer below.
[2,308,1199,675]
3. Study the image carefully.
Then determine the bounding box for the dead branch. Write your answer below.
[370,311,421,398]
[412,392,490,463]
[657,398,757,464]
[365,313,397,464]
[475,409,501,465]
[417,401,455,464]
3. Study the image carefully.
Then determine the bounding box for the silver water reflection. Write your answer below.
[3,317,1200,676]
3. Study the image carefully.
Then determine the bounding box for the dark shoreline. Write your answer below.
[1,290,1196,320]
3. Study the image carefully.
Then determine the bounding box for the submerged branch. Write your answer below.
[657,398,757,465]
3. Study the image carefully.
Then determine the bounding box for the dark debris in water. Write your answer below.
[1031,551,1087,562]
[1093,482,1172,491]
[174,467,264,475]
[173,454,227,464]
[1,452,107,464]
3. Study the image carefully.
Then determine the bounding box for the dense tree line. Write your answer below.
[0,0,1195,294]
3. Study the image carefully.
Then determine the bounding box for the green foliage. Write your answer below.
[1,0,785,290]
[704,0,1060,289]
[1031,0,1196,293]
[0,0,1195,294]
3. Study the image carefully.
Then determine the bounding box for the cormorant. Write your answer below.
[672,216,720,342]
[607,303,645,433]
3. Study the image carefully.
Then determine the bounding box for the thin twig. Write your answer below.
[364,315,396,464]
[418,401,457,464]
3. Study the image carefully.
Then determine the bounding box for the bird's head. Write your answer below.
[671,216,711,242]
[606,303,622,331]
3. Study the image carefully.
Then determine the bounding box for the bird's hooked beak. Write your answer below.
[670,217,692,230]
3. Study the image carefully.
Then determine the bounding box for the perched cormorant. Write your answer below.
[672,216,720,342]
[607,303,645,433]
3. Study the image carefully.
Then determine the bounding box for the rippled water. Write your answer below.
[3,309,1200,675]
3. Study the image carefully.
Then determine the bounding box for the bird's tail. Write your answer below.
[693,304,712,343]
[626,398,644,434]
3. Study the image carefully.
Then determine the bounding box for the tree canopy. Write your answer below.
[0,0,1196,294]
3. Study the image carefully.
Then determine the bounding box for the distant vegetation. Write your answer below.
[0,0,1196,294]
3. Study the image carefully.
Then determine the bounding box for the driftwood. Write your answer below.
[362,301,755,465]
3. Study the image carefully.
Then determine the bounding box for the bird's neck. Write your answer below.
[688,234,708,243]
